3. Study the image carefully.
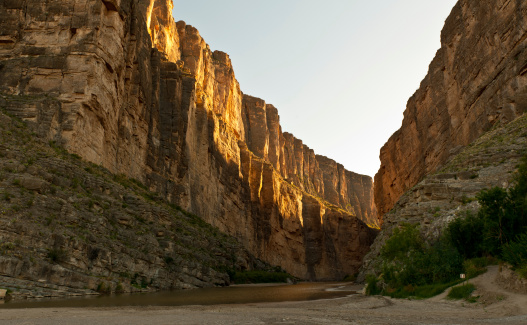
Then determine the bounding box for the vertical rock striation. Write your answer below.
[0,0,378,280]
[242,95,378,228]
[375,0,527,219]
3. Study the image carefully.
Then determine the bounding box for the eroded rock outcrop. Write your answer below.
[375,0,527,219]
[0,110,261,297]
[360,114,527,280]
[0,0,378,280]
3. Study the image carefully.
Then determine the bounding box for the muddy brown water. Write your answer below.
[0,282,357,309]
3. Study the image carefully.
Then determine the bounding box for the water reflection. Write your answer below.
[0,282,357,309]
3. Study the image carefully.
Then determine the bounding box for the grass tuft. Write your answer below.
[447,283,475,301]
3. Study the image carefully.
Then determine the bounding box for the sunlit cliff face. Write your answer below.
[147,0,180,62]
[141,0,380,278]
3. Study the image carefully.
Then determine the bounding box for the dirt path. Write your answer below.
[471,265,527,315]
[0,267,526,325]
[429,265,527,313]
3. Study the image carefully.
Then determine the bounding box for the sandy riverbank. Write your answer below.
[0,266,525,325]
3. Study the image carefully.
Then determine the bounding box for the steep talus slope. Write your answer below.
[360,111,527,280]
[0,0,377,281]
[0,110,262,298]
[375,0,527,218]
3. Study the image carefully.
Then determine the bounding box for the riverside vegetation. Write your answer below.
[366,155,527,299]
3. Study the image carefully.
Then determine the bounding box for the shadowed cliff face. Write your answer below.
[375,0,527,219]
[0,0,378,280]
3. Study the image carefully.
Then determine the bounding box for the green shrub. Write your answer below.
[373,157,527,300]
[463,257,490,279]
[384,281,460,299]
[130,178,147,190]
[517,265,527,279]
[460,195,476,204]
[381,223,423,261]
[447,283,475,301]
[421,239,464,284]
[115,282,124,294]
[381,224,425,287]
[476,156,527,256]
[501,233,527,267]
[225,268,235,281]
[446,211,485,259]
[413,282,458,299]
[96,282,111,294]
[448,155,527,263]
[365,275,382,295]
[381,224,463,288]
[131,273,149,288]
[477,187,510,254]
[470,256,496,268]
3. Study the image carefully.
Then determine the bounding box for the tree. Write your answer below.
[477,187,509,255]
[446,211,484,259]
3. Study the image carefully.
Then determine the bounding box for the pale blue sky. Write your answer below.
[172,0,458,177]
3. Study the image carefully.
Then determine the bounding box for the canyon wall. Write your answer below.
[375,0,527,218]
[0,0,377,280]
[360,113,527,280]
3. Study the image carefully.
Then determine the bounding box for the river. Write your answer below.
[0,282,358,309]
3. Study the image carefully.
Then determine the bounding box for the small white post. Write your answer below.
[460,273,466,286]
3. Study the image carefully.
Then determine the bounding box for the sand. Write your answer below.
[0,266,526,325]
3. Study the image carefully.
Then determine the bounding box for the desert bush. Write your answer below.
[368,157,527,299]
[115,282,124,294]
[381,223,463,289]
[478,157,527,254]
[477,187,512,254]
[365,274,382,295]
[447,155,527,263]
[447,283,475,301]
[462,257,491,278]
[517,265,527,279]
[501,233,527,268]
[96,282,111,294]
[412,281,458,299]
[446,211,485,259]
[381,223,423,261]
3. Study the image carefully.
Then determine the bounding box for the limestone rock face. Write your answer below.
[0,110,259,297]
[241,95,379,228]
[360,114,527,280]
[0,0,378,280]
[375,0,527,219]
